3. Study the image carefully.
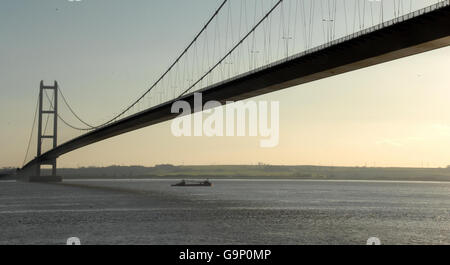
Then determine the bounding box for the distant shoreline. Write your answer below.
[60,175,450,182]
[61,177,450,184]
[4,165,450,182]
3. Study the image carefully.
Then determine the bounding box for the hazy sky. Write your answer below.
[1,0,449,168]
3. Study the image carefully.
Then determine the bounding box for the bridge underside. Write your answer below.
[22,5,450,173]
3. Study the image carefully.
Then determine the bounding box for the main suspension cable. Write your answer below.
[44,90,92,131]
[178,0,284,97]
[58,86,95,129]
[78,0,230,130]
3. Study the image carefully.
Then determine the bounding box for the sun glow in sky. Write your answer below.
[1,0,449,168]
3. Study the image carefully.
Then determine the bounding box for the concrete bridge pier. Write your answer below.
[27,159,62,183]
[17,161,61,183]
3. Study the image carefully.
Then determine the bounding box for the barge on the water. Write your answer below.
[171,180,212,187]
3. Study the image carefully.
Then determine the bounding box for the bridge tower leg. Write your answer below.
[30,81,61,182]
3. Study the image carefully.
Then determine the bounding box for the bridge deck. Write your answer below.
[22,3,450,171]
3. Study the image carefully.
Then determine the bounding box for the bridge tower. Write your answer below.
[31,80,61,182]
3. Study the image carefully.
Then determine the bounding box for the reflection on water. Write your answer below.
[1,179,449,244]
[62,179,450,244]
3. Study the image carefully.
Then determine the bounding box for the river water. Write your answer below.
[1,179,449,244]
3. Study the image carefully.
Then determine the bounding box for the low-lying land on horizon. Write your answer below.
[4,164,450,182]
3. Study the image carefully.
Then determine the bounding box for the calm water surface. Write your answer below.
[1,179,449,244]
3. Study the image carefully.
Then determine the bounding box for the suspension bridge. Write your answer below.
[19,0,450,181]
